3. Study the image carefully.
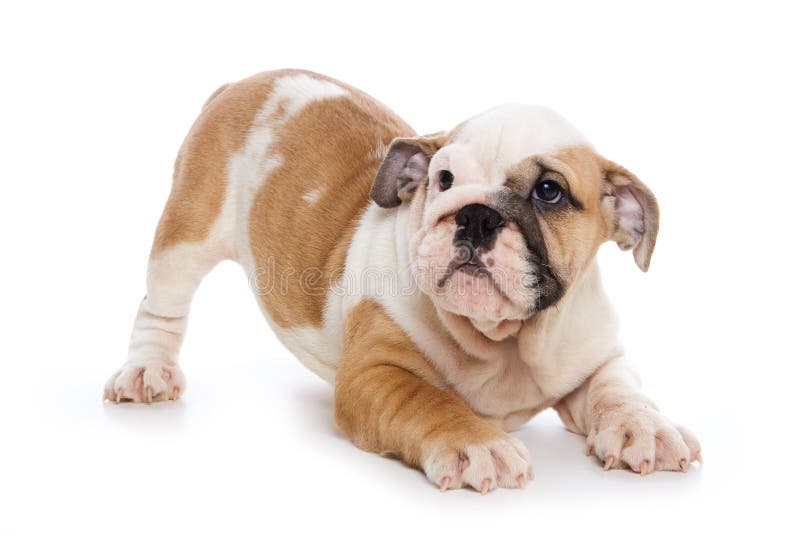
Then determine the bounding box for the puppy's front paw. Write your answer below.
[422,434,533,493]
[103,360,185,403]
[587,406,701,475]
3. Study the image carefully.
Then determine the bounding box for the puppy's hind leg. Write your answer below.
[104,114,235,403]
[104,243,220,403]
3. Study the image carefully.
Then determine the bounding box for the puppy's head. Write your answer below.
[371,105,658,337]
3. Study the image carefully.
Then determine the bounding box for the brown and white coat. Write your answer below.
[105,69,700,493]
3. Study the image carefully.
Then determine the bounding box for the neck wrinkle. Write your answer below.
[435,307,518,362]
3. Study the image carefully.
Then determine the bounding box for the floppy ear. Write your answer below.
[370,133,447,208]
[604,160,660,272]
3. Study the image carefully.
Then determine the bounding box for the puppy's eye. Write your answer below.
[533,180,563,204]
[439,170,454,191]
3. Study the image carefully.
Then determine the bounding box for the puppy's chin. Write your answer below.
[426,268,530,324]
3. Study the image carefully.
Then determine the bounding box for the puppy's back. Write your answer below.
[152,69,413,378]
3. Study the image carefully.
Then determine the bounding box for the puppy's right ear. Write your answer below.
[370,133,447,208]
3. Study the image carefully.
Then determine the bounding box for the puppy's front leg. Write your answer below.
[554,357,701,474]
[335,301,533,493]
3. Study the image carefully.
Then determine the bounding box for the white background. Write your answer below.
[2,1,798,532]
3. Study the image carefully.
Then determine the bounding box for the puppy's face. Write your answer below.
[371,105,658,335]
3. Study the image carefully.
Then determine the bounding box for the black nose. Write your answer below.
[454,204,505,249]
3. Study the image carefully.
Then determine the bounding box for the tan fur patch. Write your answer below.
[334,300,503,467]
[248,82,414,328]
[506,145,613,282]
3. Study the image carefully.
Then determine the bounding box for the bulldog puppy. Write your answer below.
[104,69,701,492]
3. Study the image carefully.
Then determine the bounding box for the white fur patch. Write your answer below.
[368,139,389,161]
[432,104,590,185]
[302,187,323,204]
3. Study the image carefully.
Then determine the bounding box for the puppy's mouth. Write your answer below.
[436,257,492,288]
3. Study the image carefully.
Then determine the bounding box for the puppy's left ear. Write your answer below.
[603,160,660,271]
[370,133,447,208]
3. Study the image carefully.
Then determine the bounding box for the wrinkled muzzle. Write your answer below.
[410,185,563,324]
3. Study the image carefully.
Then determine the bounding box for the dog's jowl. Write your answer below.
[104,69,701,492]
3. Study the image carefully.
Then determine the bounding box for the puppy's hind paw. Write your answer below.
[104,361,185,403]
